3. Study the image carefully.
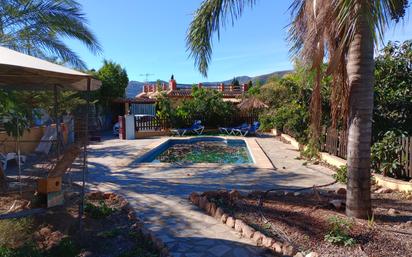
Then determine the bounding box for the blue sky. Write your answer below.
[70,1,412,83]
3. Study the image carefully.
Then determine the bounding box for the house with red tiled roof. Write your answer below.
[136,76,248,106]
[114,76,249,116]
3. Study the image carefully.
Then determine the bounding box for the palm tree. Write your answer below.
[0,0,101,69]
[186,0,408,219]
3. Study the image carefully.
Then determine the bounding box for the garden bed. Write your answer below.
[190,187,412,257]
[0,191,167,257]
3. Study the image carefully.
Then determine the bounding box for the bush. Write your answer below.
[374,40,412,140]
[300,141,319,160]
[272,102,309,144]
[258,110,277,131]
[333,165,348,184]
[84,200,115,219]
[324,216,356,246]
[371,131,406,178]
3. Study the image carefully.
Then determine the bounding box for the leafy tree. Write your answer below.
[156,93,172,120]
[186,0,408,219]
[373,40,412,140]
[231,78,240,87]
[174,88,234,127]
[95,60,129,109]
[0,0,101,69]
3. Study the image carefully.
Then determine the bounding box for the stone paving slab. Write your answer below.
[71,135,339,257]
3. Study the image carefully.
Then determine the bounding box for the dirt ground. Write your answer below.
[207,186,412,257]
[0,190,160,257]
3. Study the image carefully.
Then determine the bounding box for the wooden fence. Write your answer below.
[322,128,348,159]
[399,136,412,178]
[322,128,412,178]
[134,113,260,131]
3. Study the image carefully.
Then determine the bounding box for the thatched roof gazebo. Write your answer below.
[237,96,268,111]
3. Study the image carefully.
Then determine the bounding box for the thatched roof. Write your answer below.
[237,97,268,110]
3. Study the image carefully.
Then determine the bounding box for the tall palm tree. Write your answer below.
[186,0,408,219]
[0,0,101,69]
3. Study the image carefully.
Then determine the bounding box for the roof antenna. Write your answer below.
[139,73,154,83]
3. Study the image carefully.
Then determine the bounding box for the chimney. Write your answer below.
[169,77,177,91]
[242,83,249,92]
[150,85,155,92]
[230,85,234,92]
[162,83,167,91]
[143,85,148,93]
[198,83,203,89]
[219,83,225,92]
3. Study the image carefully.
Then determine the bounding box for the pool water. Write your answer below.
[151,139,253,164]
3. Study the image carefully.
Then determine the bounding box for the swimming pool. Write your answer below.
[137,137,254,164]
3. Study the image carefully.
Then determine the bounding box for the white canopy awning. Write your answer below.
[0,46,101,91]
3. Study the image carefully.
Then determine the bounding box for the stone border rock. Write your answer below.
[189,191,318,257]
[88,191,170,257]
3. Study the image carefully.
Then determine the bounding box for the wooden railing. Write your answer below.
[134,117,169,131]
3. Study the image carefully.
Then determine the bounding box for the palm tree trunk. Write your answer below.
[345,14,374,219]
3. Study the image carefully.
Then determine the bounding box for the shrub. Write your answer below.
[324,216,356,246]
[371,131,406,178]
[84,200,115,219]
[300,141,319,160]
[333,165,348,184]
[272,102,309,144]
[374,40,412,140]
[258,110,277,131]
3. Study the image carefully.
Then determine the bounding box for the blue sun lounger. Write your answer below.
[218,123,249,135]
[233,121,260,136]
[171,120,205,136]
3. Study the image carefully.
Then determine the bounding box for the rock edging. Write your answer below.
[189,191,317,257]
[88,191,171,257]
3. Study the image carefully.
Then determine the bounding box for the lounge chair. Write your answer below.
[233,121,260,136]
[219,123,248,135]
[0,152,26,171]
[171,120,205,136]
[0,139,26,171]
[35,125,57,155]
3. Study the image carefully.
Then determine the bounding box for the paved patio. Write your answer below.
[72,135,338,257]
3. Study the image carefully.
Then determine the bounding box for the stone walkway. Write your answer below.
[71,135,338,257]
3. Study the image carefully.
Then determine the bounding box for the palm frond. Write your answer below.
[0,0,100,69]
[186,0,256,77]
[288,0,408,132]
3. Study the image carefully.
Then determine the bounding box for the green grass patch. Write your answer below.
[0,218,34,248]
[85,200,115,219]
[324,216,356,246]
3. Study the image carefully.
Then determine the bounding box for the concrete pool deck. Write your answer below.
[71,135,340,257]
